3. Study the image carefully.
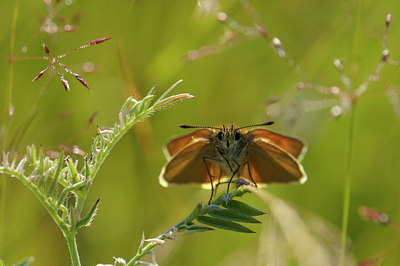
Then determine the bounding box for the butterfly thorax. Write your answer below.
[212,125,249,175]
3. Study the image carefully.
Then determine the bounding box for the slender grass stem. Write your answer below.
[1,1,18,251]
[339,103,357,266]
[0,176,6,253]
[2,0,18,134]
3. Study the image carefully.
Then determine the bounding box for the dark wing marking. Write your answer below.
[240,138,307,185]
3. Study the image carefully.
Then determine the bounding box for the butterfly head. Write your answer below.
[214,125,247,158]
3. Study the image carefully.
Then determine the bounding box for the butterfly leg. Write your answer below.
[246,161,258,187]
[203,156,224,204]
[226,159,240,194]
[214,168,223,198]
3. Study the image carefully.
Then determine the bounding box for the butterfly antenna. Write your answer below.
[179,125,220,130]
[237,121,275,130]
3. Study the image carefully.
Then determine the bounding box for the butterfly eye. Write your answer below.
[217,131,223,140]
[234,131,241,141]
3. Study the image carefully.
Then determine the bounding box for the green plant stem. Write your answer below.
[0,176,6,253]
[127,188,248,265]
[126,206,195,266]
[0,167,81,264]
[76,105,159,215]
[0,167,67,231]
[65,231,81,266]
[1,0,18,252]
[339,104,356,266]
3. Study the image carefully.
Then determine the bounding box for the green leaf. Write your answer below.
[128,98,139,116]
[76,198,100,228]
[83,157,90,180]
[46,150,65,197]
[37,146,45,189]
[121,96,133,113]
[226,200,266,216]
[196,215,255,233]
[200,204,222,215]
[66,157,80,183]
[137,94,156,114]
[208,208,261,223]
[153,93,194,109]
[179,224,214,234]
[55,181,86,211]
[147,84,157,97]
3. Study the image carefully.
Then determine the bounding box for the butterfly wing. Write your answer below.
[240,138,307,185]
[247,129,306,160]
[159,138,220,187]
[164,129,213,159]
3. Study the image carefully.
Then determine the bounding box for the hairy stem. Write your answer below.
[65,230,81,266]
[127,188,248,265]
[0,168,67,232]
[126,210,189,265]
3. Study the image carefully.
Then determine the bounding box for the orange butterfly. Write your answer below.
[159,122,307,203]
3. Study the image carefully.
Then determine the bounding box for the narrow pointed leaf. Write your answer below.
[66,157,80,183]
[128,98,139,116]
[200,204,222,215]
[197,215,255,233]
[186,224,214,232]
[226,200,266,216]
[76,198,100,228]
[46,150,65,197]
[83,157,91,180]
[138,94,156,114]
[153,93,194,109]
[180,224,214,235]
[37,146,45,189]
[208,208,261,223]
[147,85,157,98]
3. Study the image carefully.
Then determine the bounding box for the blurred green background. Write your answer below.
[1,0,400,265]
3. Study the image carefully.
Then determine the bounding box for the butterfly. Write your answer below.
[159,122,307,203]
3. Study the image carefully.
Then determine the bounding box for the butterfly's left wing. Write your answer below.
[240,138,307,185]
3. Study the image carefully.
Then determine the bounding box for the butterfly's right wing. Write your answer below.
[159,138,220,187]
[240,138,307,185]
[164,129,213,159]
[247,129,306,160]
